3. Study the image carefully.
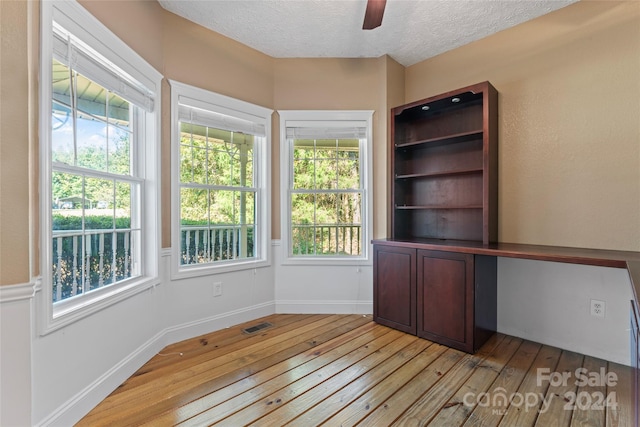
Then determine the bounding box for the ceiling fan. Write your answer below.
[362,0,387,30]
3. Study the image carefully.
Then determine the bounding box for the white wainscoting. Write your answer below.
[0,280,36,427]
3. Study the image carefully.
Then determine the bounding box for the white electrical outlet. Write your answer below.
[590,299,605,318]
[213,282,223,297]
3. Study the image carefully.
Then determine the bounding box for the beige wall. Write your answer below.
[2,0,639,286]
[272,56,395,239]
[1,0,35,285]
[161,12,275,246]
[405,1,640,251]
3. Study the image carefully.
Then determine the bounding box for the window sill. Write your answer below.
[41,275,160,336]
[170,257,271,281]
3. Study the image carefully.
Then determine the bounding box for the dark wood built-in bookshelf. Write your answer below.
[391,81,498,245]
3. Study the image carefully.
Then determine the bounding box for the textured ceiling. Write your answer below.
[158,0,577,67]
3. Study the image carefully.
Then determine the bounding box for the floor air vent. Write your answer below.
[242,322,273,334]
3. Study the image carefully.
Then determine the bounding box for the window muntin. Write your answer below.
[280,112,373,263]
[50,58,142,303]
[178,122,257,265]
[290,137,363,256]
[170,81,272,277]
[41,0,161,331]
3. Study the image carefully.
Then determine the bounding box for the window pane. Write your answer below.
[180,188,209,265]
[51,59,74,165]
[115,181,131,229]
[75,72,106,119]
[52,171,83,214]
[315,160,337,190]
[85,177,114,230]
[293,158,314,189]
[191,146,207,185]
[236,191,255,258]
[337,159,360,189]
[338,193,362,255]
[107,92,130,129]
[314,139,337,160]
[210,190,235,225]
[180,143,193,183]
[291,225,314,255]
[181,188,208,226]
[315,193,337,225]
[108,124,131,175]
[52,233,84,302]
[52,59,72,107]
[291,193,314,226]
[76,111,107,171]
[52,101,74,165]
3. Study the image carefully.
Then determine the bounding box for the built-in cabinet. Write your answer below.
[374,244,496,353]
[374,82,498,353]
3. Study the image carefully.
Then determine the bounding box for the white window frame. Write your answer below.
[170,81,272,279]
[39,0,162,334]
[279,110,374,266]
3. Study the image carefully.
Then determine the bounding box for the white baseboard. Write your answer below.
[36,300,276,427]
[276,299,372,315]
[162,301,275,345]
[35,329,166,427]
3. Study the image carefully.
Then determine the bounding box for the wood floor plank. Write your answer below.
[177,326,405,426]
[569,355,607,427]
[246,334,423,426]
[422,335,523,426]
[78,314,358,426]
[605,361,634,427]
[320,343,454,427]
[358,334,505,427]
[275,337,433,426]
[462,340,542,427]
[75,316,635,427]
[138,318,379,426]
[209,330,414,427]
[534,350,584,427]
[498,344,563,427]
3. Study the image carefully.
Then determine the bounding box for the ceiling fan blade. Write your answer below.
[362,0,387,30]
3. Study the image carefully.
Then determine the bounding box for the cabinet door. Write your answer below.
[417,250,474,352]
[373,244,416,334]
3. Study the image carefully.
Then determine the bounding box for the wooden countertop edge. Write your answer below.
[372,239,640,308]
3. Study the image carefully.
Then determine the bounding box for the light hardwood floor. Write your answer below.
[78,314,635,426]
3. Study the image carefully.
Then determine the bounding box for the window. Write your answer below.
[170,81,272,278]
[41,0,161,332]
[280,111,373,264]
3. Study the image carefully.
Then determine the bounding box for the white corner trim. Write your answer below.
[0,278,39,303]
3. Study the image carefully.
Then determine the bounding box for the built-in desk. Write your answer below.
[372,238,640,426]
